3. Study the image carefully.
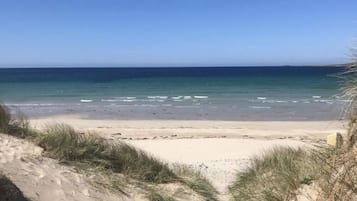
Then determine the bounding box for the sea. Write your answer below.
[0,67,349,121]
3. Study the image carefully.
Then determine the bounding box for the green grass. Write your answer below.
[0,104,11,133]
[229,147,319,201]
[0,104,36,138]
[174,165,219,201]
[37,123,177,183]
[0,173,29,201]
[146,188,176,201]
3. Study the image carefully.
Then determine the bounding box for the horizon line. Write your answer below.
[0,64,347,69]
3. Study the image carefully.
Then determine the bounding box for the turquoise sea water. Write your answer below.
[0,67,347,120]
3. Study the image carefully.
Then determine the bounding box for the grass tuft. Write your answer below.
[146,188,176,201]
[0,104,11,133]
[37,123,177,183]
[0,104,35,138]
[312,148,357,201]
[229,147,319,201]
[174,165,219,201]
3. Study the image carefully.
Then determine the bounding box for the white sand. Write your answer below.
[30,116,346,141]
[128,138,308,193]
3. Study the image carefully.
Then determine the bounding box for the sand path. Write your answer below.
[128,138,308,194]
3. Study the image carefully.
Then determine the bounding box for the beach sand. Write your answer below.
[28,116,347,196]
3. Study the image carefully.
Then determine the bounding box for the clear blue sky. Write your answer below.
[1,0,357,67]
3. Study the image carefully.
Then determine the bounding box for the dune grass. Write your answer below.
[36,123,177,183]
[313,147,357,201]
[174,165,219,201]
[0,104,36,138]
[0,173,29,201]
[146,188,176,201]
[0,104,11,133]
[229,147,319,201]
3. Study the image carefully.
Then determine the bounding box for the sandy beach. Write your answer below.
[28,116,346,195]
[30,115,346,141]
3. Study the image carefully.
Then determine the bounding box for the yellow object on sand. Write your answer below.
[327,133,343,148]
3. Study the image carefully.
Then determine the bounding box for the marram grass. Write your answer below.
[174,165,219,201]
[37,123,177,183]
[229,147,319,201]
[0,104,10,133]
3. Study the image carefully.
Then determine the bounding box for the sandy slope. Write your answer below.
[0,133,133,201]
[0,133,208,201]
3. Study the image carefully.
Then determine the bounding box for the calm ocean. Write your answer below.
[0,67,348,120]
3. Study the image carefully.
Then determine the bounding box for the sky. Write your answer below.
[0,0,357,67]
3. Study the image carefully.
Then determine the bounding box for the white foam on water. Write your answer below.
[275,100,288,103]
[80,99,93,103]
[8,103,61,106]
[312,96,321,99]
[257,97,267,100]
[249,106,271,109]
[183,96,192,100]
[194,96,208,99]
[262,100,287,103]
[174,105,200,108]
[101,99,118,102]
[147,96,168,99]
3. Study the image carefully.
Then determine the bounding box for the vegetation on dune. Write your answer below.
[0,173,29,201]
[341,50,357,149]
[36,124,219,199]
[174,165,219,201]
[229,147,319,201]
[0,104,36,138]
[313,50,357,201]
[230,50,357,201]
[146,189,176,201]
[37,123,177,183]
[1,104,218,200]
[312,147,357,201]
[0,104,11,133]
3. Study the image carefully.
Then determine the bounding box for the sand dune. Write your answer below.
[0,133,144,201]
